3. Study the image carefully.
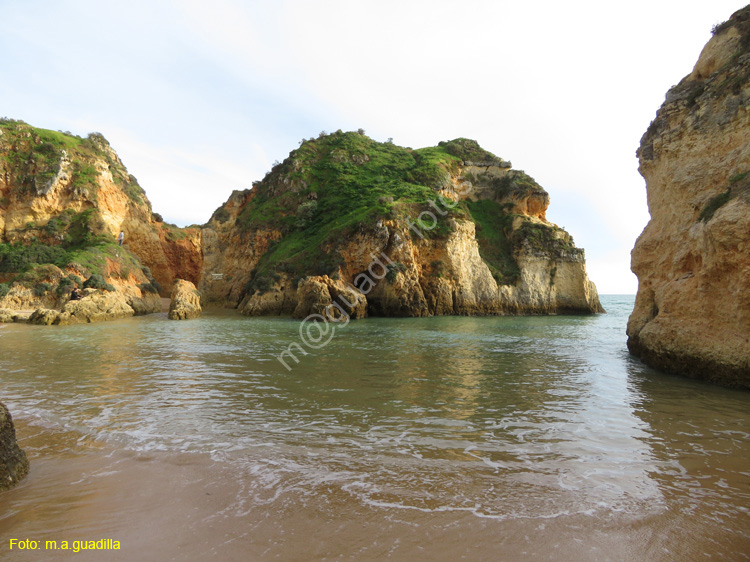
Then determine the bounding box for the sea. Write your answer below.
[0,295,748,561]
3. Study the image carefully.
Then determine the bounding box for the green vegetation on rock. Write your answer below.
[236,131,467,283]
[0,118,142,203]
[0,243,68,273]
[464,200,520,285]
[83,273,115,292]
[711,5,750,39]
[0,120,585,304]
[698,170,748,222]
[700,190,732,222]
[0,205,147,296]
[514,221,576,254]
[214,131,579,294]
[161,222,189,242]
[490,170,545,200]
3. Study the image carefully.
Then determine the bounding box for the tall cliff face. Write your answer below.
[200,134,602,317]
[628,7,750,388]
[0,120,202,295]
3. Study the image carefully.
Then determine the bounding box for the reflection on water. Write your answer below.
[0,296,749,560]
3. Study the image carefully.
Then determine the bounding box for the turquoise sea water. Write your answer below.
[0,295,748,560]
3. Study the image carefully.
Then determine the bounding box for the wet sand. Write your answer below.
[3,435,748,561]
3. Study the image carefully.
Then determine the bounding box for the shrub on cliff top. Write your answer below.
[438,138,500,162]
[711,6,750,37]
[33,282,52,297]
[211,207,230,224]
[163,223,188,242]
[83,274,114,291]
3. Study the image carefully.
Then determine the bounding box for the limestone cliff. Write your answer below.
[1,122,601,323]
[628,6,750,388]
[200,134,602,317]
[0,120,202,298]
[0,402,29,491]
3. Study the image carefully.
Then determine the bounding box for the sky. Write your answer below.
[1,0,746,294]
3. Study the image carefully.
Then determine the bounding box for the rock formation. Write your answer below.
[25,288,159,325]
[201,134,602,317]
[1,121,602,322]
[55,289,146,325]
[628,6,750,388]
[0,402,29,491]
[0,120,202,294]
[28,307,58,325]
[0,309,17,323]
[168,279,202,320]
[0,260,161,323]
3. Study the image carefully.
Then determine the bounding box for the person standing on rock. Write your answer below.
[117,231,124,246]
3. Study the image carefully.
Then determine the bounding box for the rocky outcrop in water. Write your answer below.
[168,279,202,320]
[28,307,58,325]
[26,288,159,325]
[1,122,602,322]
[0,402,29,491]
[0,309,17,323]
[55,289,148,325]
[201,134,602,317]
[628,6,750,388]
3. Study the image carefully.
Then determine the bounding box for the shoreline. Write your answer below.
[5,416,748,562]
[0,299,612,327]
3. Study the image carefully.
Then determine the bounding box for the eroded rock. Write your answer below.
[55,289,135,325]
[168,279,202,320]
[0,402,29,491]
[628,6,750,388]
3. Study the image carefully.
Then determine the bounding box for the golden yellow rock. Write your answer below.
[628,6,750,388]
[0,124,203,293]
[55,289,136,325]
[1,124,602,323]
[168,279,202,320]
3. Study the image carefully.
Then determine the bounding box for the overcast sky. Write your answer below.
[2,0,745,293]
